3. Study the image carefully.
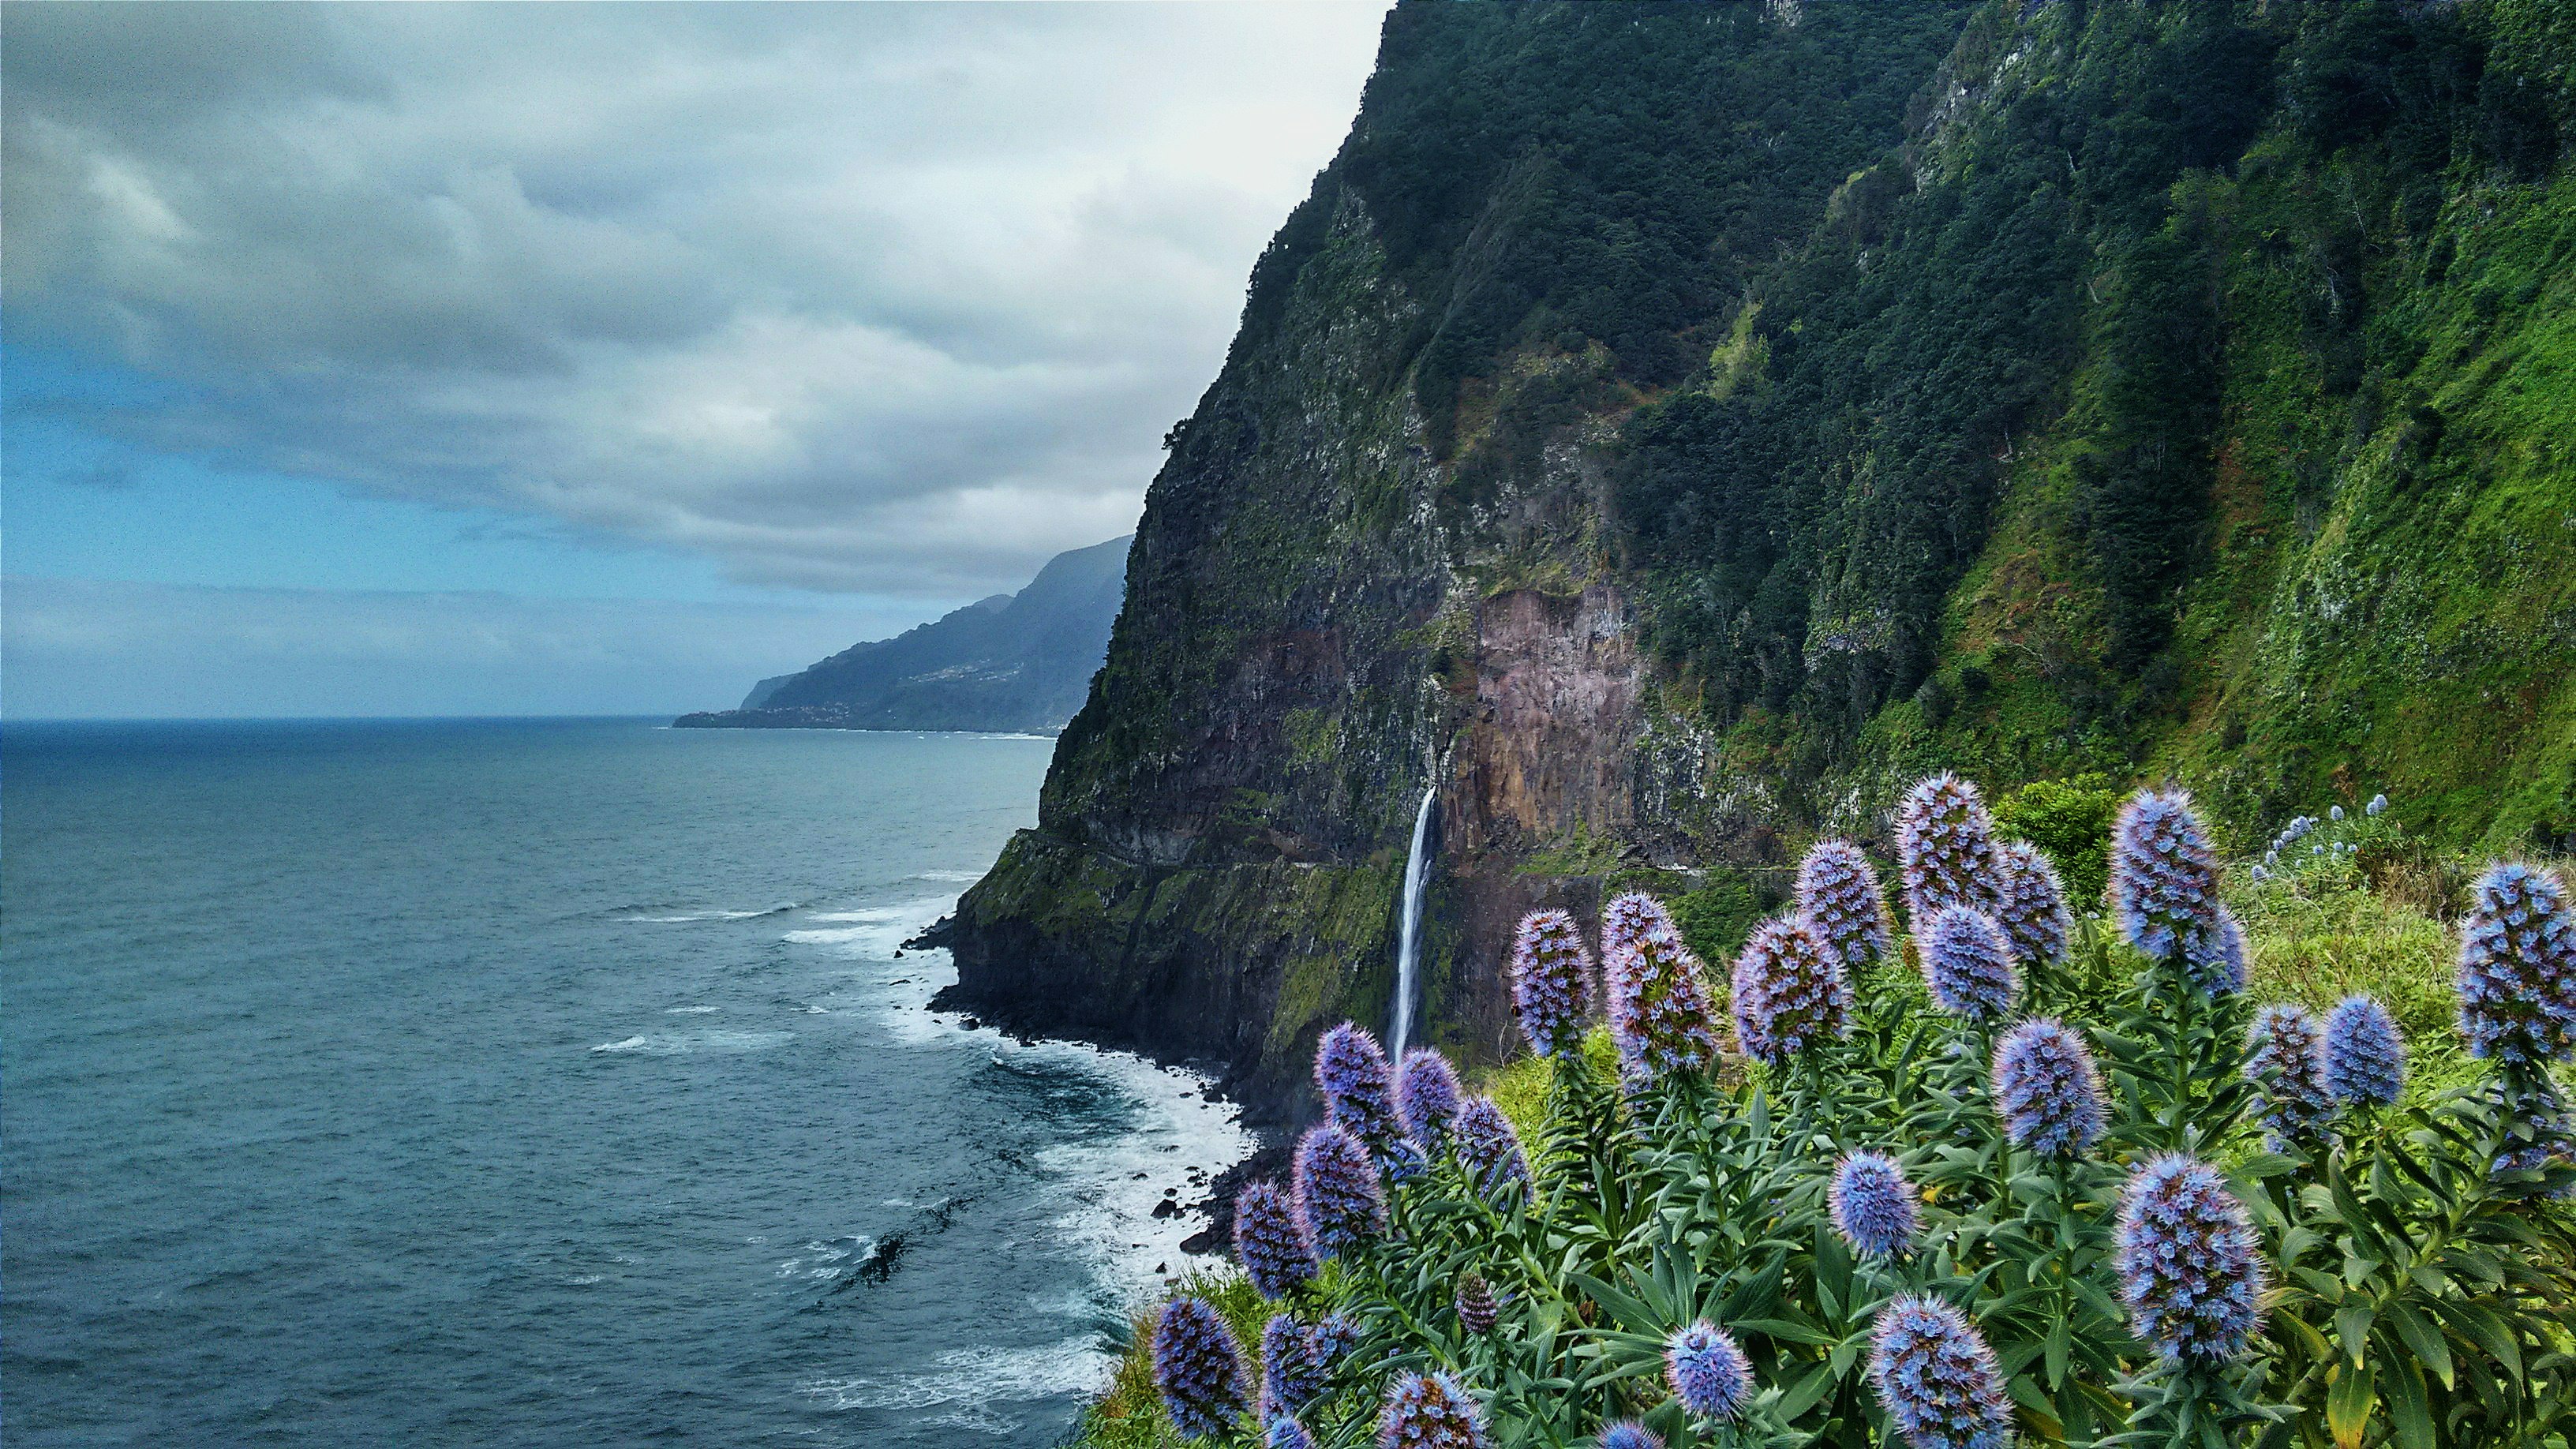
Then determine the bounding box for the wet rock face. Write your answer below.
[1462,585,1642,856]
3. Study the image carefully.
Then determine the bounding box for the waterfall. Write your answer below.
[1388,782,1438,1059]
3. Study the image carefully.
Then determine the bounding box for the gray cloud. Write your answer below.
[2,575,932,718]
[2,2,1384,595]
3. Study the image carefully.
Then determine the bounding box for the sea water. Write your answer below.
[1,718,1249,1445]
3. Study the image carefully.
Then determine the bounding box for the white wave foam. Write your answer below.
[782,894,952,960]
[797,1335,1109,1413]
[621,903,798,923]
[665,1005,721,1014]
[984,1039,1256,1300]
[915,870,983,883]
[590,1029,791,1056]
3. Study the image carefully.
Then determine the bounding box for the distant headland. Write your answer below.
[675,534,1129,735]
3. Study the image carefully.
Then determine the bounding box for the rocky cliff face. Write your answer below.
[945,0,2576,1121]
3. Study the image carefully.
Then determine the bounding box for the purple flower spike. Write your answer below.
[1154,1297,1250,1440]
[1993,841,2073,968]
[1377,1370,1487,1449]
[1601,891,1672,960]
[1918,907,2019,1024]
[1510,908,1596,1060]
[1894,773,2003,927]
[1796,839,1893,972]
[1267,1415,1317,1449]
[2109,789,2222,964]
[2115,1155,2264,1363]
[1728,913,1852,1069]
[1312,1310,1360,1366]
[1454,1273,1500,1335]
[2181,904,2250,997]
[1316,1023,1417,1181]
[1602,893,1721,1082]
[1831,1151,1919,1257]
[2246,1004,2333,1149]
[1454,1095,1530,1200]
[1260,1313,1325,1420]
[2324,994,2406,1106]
[1234,1179,1319,1300]
[1866,1294,2013,1449]
[2457,862,2576,1066]
[1991,1019,2107,1159]
[1599,1424,1664,1449]
[1665,1320,1754,1421]
[1294,1123,1386,1257]
[1397,1047,1464,1153]
[2493,1086,2576,1193]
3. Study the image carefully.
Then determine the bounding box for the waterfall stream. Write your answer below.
[1388,782,1438,1059]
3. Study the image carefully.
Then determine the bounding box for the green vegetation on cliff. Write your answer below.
[1618,0,2574,852]
[949,0,2574,1127]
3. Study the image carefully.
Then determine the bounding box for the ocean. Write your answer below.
[1,717,1249,1446]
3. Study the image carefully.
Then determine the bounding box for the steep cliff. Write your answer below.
[945,0,2576,1120]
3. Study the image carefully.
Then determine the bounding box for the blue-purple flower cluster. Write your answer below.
[1265,1415,1316,1449]
[1508,908,1595,1060]
[2114,1155,2263,1363]
[1154,1296,1249,1440]
[1831,1151,1919,1257]
[1316,1024,1423,1183]
[2324,994,2406,1107]
[1294,1123,1385,1257]
[2109,789,2222,966]
[1312,1311,1360,1366]
[1796,839,1893,973]
[1597,1424,1662,1449]
[2456,862,2576,1066]
[2181,904,2249,996]
[2493,1087,2576,1193]
[1600,891,1665,960]
[1602,893,1721,1080]
[1234,1178,1319,1299]
[2245,1003,2333,1148]
[1728,913,1851,1069]
[1377,1369,1486,1448]
[1991,1018,2107,1159]
[1453,1095,1530,1199]
[1993,841,2073,968]
[1260,1313,1326,1421]
[1867,1294,2013,1449]
[1398,1047,1464,1153]
[1918,907,2019,1024]
[1894,773,2002,927]
[1665,1320,1754,1421]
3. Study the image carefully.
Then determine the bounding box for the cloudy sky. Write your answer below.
[2,2,1386,717]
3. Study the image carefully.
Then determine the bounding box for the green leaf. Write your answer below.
[2380,1350,2435,1449]
[2327,1362,2376,1449]
[2334,1300,2376,1368]
[1773,1361,1838,1421]
[2383,1300,2453,1389]
[2439,1299,2522,1380]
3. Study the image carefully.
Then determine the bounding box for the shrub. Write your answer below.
[1136,774,2576,1449]
[1992,772,2121,906]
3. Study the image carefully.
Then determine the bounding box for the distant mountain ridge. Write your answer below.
[674,536,1130,733]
